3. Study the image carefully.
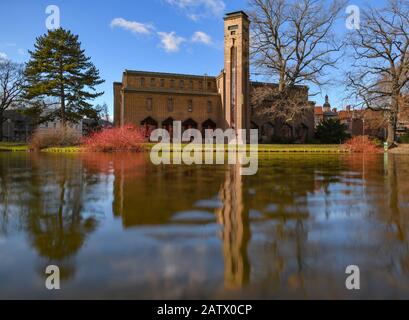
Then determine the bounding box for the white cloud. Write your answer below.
[0,43,16,47]
[191,31,212,45]
[158,32,186,53]
[165,0,225,20]
[110,18,154,35]
[17,48,26,56]
[0,52,7,60]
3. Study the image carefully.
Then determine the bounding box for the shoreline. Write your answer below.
[3,143,409,154]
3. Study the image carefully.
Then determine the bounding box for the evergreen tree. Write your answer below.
[24,28,104,126]
[316,118,350,144]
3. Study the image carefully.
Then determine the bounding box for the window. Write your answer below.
[199,81,203,90]
[146,98,153,111]
[207,101,213,113]
[228,25,239,30]
[168,98,174,112]
[140,78,145,87]
[180,80,184,89]
[207,82,212,90]
[187,99,193,112]
[170,79,175,88]
[160,79,165,87]
[151,78,156,87]
[189,80,194,90]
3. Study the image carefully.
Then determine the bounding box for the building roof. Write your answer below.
[225,11,249,19]
[314,106,323,116]
[338,110,352,120]
[323,95,331,110]
[124,70,217,80]
[4,109,33,122]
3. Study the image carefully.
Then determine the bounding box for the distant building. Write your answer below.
[397,95,409,134]
[338,106,364,136]
[2,110,35,142]
[314,95,338,127]
[37,119,83,135]
[82,118,113,136]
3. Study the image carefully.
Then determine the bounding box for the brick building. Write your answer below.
[114,11,314,143]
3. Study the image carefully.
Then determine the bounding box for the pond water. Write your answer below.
[1,152,409,299]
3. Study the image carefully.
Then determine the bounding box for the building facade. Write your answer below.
[114,11,314,143]
[2,110,35,142]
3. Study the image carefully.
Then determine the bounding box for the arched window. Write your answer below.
[162,117,174,135]
[182,118,198,131]
[202,118,216,134]
[141,117,158,138]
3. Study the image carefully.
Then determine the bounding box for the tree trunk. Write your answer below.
[61,87,66,127]
[387,94,399,146]
[0,112,3,142]
[387,120,396,146]
[59,58,66,127]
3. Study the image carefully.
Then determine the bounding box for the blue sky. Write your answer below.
[0,0,387,116]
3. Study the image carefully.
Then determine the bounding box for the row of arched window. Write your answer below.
[141,117,217,138]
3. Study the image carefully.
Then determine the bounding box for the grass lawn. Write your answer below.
[0,142,29,152]
[143,143,346,153]
[0,142,346,153]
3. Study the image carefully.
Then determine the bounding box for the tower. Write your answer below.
[223,11,250,134]
[323,95,331,113]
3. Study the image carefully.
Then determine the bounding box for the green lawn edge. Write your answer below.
[1,142,347,153]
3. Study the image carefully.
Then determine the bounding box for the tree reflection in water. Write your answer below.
[0,154,101,280]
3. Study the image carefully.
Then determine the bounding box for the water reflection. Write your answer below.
[0,154,101,281]
[1,153,409,298]
[216,164,250,290]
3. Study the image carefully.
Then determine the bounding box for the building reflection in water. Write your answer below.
[216,164,250,290]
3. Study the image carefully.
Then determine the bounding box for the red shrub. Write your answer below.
[343,136,381,154]
[82,125,145,152]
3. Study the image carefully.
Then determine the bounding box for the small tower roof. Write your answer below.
[323,95,331,109]
[224,11,249,20]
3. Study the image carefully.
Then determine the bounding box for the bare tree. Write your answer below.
[0,60,24,141]
[346,0,409,146]
[249,0,345,125]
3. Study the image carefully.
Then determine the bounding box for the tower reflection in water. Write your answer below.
[216,164,250,290]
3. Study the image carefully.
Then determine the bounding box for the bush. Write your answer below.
[343,136,381,153]
[30,127,82,150]
[399,132,409,144]
[82,125,145,152]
